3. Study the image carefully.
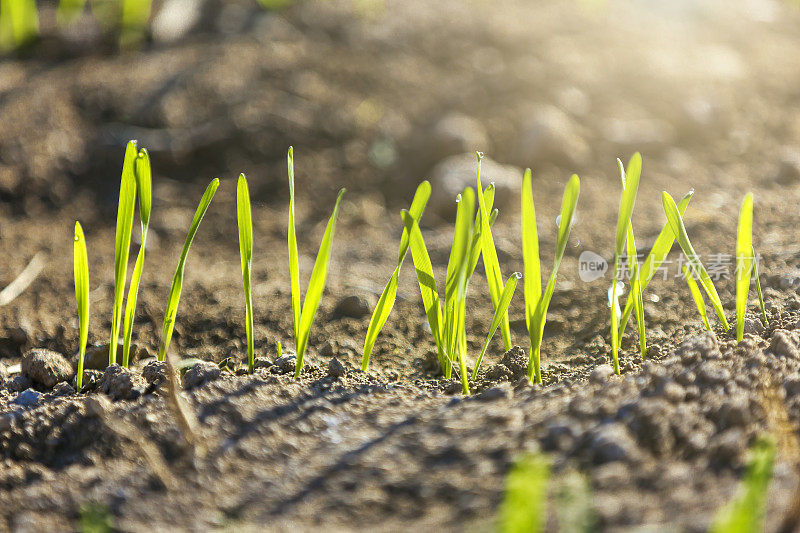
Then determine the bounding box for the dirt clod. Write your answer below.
[182,361,221,389]
[271,355,297,375]
[500,346,528,380]
[21,349,73,389]
[589,363,615,384]
[328,357,346,378]
[10,389,42,408]
[99,364,141,400]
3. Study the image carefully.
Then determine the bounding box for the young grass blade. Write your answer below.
[710,436,776,533]
[362,181,431,371]
[287,147,301,350]
[500,453,550,533]
[466,185,496,280]
[683,265,712,331]
[452,188,476,393]
[121,148,152,368]
[618,190,694,337]
[472,272,520,379]
[610,153,641,375]
[293,189,346,378]
[120,0,153,47]
[237,174,255,373]
[618,158,646,358]
[529,174,580,384]
[752,245,768,326]
[401,210,444,366]
[662,191,731,331]
[735,193,754,343]
[109,141,138,367]
[74,222,89,390]
[158,178,220,361]
[475,153,512,350]
[521,168,541,335]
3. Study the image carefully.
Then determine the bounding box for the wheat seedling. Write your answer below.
[237,174,255,373]
[73,222,90,390]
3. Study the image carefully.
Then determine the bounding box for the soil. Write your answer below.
[2,0,800,531]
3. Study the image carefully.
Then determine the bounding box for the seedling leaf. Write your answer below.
[662,191,730,331]
[110,141,138,367]
[294,189,346,378]
[683,266,712,331]
[521,168,541,334]
[287,147,301,347]
[74,222,89,390]
[472,272,520,379]
[362,181,431,371]
[158,178,220,361]
[528,174,580,383]
[735,193,754,343]
[121,148,152,367]
[476,153,512,350]
[237,174,255,373]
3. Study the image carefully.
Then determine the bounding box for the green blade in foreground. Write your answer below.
[237,174,255,373]
[362,181,431,371]
[710,436,776,533]
[0,0,38,50]
[401,210,444,364]
[752,245,768,326]
[158,178,220,361]
[294,189,346,378]
[499,453,550,533]
[110,141,138,367]
[287,147,301,349]
[618,190,694,338]
[529,174,580,384]
[735,193,754,343]
[472,272,521,379]
[476,153,512,350]
[121,148,153,368]
[682,266,712,331]
[662,191,730,331]
[74,222,90,390]
[521,168,541,334]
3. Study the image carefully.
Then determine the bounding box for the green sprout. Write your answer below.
[287,147,346,378]
[73,222,90,390]
[683,265,712,331]
[157,178,220,361]
[476,153,513,351]
[237,174,255,374]
[735,193,754,343]
[617,158,646,358]
[616,190,694,351]
[0,0,38,51]
[362,180,431,371]
[499,452,550,533]
[121,147,152,367]
[752,244,768,326]
[402,182,518,394]
[109,141,138,367]
[609,153,641,375]
[522,169,580,384]
[710,435,776,533]
[662,191,731,332]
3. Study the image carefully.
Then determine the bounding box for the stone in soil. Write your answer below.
[183,361,221,389]
[21,348,73,389]
[332,294,374,319]
[11,389,42,408]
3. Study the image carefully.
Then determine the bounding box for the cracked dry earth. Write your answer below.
[3,0,800,531]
